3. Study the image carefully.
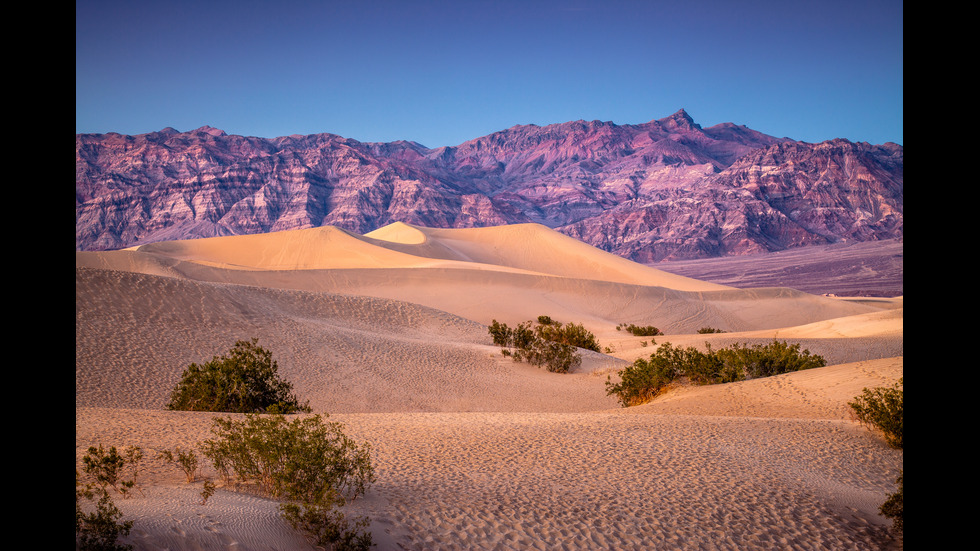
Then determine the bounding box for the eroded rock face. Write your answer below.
[76,110,902,261]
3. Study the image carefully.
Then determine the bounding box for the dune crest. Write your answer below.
[114,223,731,291]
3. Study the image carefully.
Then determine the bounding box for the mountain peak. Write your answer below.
[192,125,227,137]
[657,109,701,132]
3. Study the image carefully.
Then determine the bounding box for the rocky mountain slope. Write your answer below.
[76,110,903,262]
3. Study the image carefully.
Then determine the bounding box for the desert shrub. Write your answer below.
[200,414,374,501]
[199,413,374,549]
[77,447,137,551]
[281,501,374,551]
[512,321,536,351]
[492,317,598,373]
[605,342,685,406]
[880,471,903,534]
[848,381,903,537]
[491,317,600,353]
[76,471,134,551]
[514,338,583,373]
[200,414,374,547]
[606,340,826,407]
[697,327,726,334]
[849,378,903,449]
[680,344,744,385]
[535,320,601,352]
[82,444,143,497]
[159,447,200,483]
[82,444,125,492]
[714,340,826,379]
[200,480,216,505]
[621,324,662,337]
[488,320,513,347]
[167,339,311,414]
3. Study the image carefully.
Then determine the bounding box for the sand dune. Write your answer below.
[76,223,903,550]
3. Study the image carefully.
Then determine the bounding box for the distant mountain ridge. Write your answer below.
[76,109,903,261]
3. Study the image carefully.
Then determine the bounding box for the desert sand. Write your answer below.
[76,222,903,550]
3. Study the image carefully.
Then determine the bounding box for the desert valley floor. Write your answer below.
[76,223,903,550]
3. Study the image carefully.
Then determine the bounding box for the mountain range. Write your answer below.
[75,109,903,262]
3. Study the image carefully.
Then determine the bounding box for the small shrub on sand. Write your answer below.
[76,471,134,551]
[606,340,827,407]
[714,340,826,379]
[535,320,600,352]
[849,378,903,449]
[200,413,375,550]
[159,447,200,483]
[81,444,143,497]
[848,380,903,537]
[77,446,138,551]
[167,338,310,414]
[489,317,598,373]
[620,323,663,337]
[880,471,903,534]
[488,320,512,347]
[605,342,685,406]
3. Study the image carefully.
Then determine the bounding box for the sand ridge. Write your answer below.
[76,223,903,550]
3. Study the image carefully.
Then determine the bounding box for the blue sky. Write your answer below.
[76,0,903,148]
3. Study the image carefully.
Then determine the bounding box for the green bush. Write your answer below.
[281,501,374,551]
[697,327,726,334]
[848,379,904,537]
[159,447,200,483]
[489,316,599,373]
[199,413,375,550]
[81,444,143,497]
[620,324,663,337]
[167,339,311,414]
[488,320,512,347]
[605,342,684,407]
[76,471,134,551]
[680,344,744,385]
[849,378,903,449]
[714,340,826,379]
[880,471,903,534]
[535,320,600,352]
[513,338,582,373]
[77,446,139,551]
[606,340,827,407]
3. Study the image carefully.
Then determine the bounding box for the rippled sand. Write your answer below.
[76,223,903,550]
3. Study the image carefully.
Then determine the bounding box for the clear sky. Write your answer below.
[76,0,903,148]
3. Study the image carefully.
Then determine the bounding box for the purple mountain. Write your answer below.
[76,110,902,262]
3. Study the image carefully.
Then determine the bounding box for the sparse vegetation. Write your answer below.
[77,446,139,550]
[200,480,216,505]
[848,379,904,536]
[617,323,663,337]
[605,340,826,407]
[604,342,685,407]
[166,338,311,414]
[536,320,601,352]
[697,327,726,334]
[199,413,375,550]
[489,316,600,373]
[714,340,827,379]
[82,444,144,498]
[848,378,903,449]
[159,447,201,483]
[76,471,134,551]
[880,471,903,534]
[77,412,376,550]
